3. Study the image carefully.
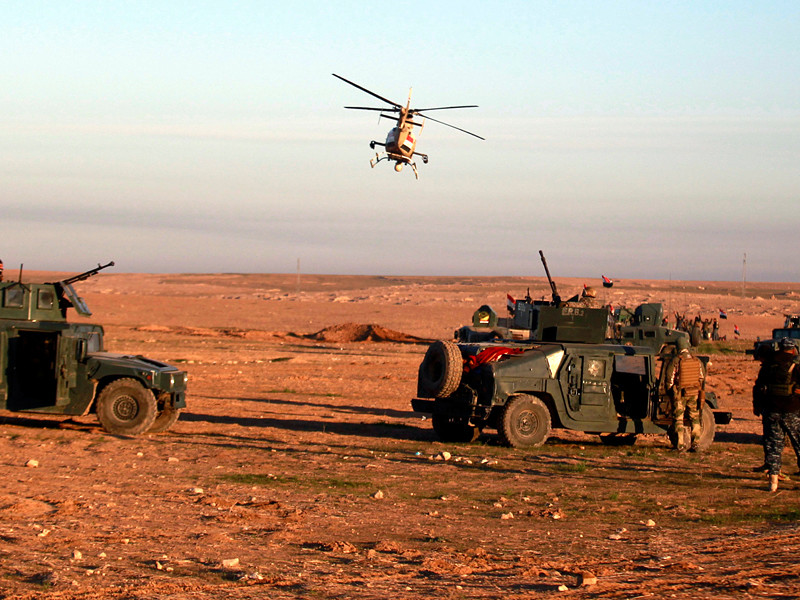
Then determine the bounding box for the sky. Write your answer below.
[2,1,799,281]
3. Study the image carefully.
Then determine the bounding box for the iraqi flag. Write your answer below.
[602,275,613,288]
[734,324,740,336]
[507,293,515,315]
[719,308,728,319]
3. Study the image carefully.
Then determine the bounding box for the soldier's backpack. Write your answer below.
[764,362,796,398]
[677,355,703,393]
[761,362,800,412]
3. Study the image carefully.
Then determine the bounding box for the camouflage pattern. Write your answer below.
[671,391,701,448]
[754,344,800,474]
[762,411,800,476]
[665,350,706,448]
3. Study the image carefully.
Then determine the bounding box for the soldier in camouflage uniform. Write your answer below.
[753,337,800,492]
[664,336,706,452]
[580,286,597,308]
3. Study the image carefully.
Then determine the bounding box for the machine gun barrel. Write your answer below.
[539,250,561,305]
[61,261,115,286]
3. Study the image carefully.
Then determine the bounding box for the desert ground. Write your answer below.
[2,271,800,599]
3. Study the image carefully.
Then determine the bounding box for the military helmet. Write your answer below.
[582,286,596,298]
[676,336,690,352]
[778,337,798,352]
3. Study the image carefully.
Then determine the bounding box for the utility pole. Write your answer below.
[741,253,747,298]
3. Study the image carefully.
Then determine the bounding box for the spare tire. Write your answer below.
[690,326,702,347]
[418,340,463,398]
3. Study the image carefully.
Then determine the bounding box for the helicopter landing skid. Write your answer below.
[370,152,387,168]
[370,152,419,179]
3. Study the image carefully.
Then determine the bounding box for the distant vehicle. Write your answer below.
[750,314,800,361]
[412,252,728,449]
[333,73,484,179]
[0,262,187,435]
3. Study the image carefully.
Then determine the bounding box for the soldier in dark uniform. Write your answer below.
[664,336,706,451]
[753,337,800,492]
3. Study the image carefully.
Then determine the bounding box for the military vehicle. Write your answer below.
[750,315,800,361]
[412,252,726,449]
[0,262,187,435]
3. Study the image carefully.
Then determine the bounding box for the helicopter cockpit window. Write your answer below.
[37,289,55,310]
[3,287,24,308]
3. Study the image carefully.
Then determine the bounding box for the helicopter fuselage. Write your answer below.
[385,124,416,163]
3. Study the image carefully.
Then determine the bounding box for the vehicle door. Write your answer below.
[6,329,59,410]
[654,352,674,421]
[56,333,80,406]
[561,353,614,421]
[0,330,6,407]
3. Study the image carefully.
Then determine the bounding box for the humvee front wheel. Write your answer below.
[419,340,462,398]
[432,414,480,443]
[147,392,181,433]
[499,395,551,448]
[96,378,157,435]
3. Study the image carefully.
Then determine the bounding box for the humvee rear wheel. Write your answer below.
[432,414,480,443]
[667,404,716,450]
[419,340,463,398]
[96,378,157,435]
[499,395,551,448]
[695,405,716,450]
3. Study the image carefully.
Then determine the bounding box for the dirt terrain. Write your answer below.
[2,272,800,599]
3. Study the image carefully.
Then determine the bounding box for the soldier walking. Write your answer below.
[753,337,800,492]
[665,336,706,451]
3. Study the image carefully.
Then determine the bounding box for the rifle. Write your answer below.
[539,250,561,305]
[61,261,115,286]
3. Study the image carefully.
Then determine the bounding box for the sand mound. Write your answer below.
[306,323,431,344]
[133,323,430,343]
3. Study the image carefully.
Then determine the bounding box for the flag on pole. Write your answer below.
[507,293,515,315]
[734,324,740,336]
[719,309,728,319]
[602,275,613,288]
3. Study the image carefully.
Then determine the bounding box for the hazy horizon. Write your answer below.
[2,2,798,282]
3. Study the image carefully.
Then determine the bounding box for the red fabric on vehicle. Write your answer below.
[464,347,524,372]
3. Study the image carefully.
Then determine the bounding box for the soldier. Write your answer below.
[580,286,597,308]
[665,336,706,451]
[753,337,800,492]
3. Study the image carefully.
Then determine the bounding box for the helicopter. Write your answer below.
[333,73,484,179]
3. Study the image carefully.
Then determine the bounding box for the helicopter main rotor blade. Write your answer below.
[413,105,478,111]
[343,106,400,112]
[417,112,485,140]
[333,74,402,109]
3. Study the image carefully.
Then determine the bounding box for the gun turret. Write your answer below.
[60,261,115,286]
[539,250,561,305]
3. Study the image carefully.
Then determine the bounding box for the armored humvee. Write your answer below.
[412,253,725,449]
[750,315,800,360]
[0,262,187,435]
